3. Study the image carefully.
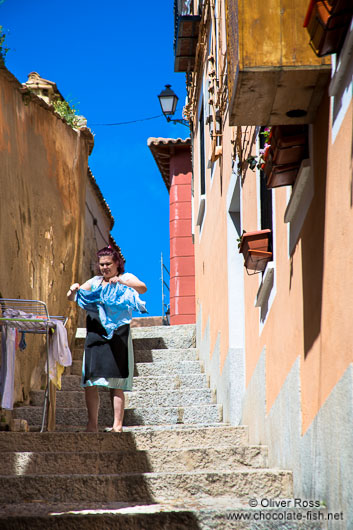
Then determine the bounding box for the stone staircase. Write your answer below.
[0,324,324,528]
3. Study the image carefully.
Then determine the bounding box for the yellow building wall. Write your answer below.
[0,67,91,404]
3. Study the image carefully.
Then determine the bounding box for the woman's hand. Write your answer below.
[108,276,120,284]
[67,283,80,301]
[108,275,147,294]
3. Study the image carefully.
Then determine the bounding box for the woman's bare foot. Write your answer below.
[104,426,123,433]
[111,426,123,433]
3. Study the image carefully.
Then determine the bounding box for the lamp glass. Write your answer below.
[158,85,179,116]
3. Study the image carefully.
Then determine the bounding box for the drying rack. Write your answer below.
[0,298,68,432]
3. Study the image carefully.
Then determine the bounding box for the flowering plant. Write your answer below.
[246,127,272,171]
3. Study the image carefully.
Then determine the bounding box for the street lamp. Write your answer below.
[158,85,189,127]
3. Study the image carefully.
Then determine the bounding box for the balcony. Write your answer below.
[174,0,201,72]
[225,0,332,125]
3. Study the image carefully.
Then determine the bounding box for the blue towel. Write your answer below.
[76,282,147,339]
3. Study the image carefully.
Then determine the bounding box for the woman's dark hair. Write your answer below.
[97,246,125,275]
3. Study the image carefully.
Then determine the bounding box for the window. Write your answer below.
[199,105,206,196]
[259,128,273,252]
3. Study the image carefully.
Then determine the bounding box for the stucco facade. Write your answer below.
[82,167,115,282]
[0,66,115,407]
[174,0,353,526]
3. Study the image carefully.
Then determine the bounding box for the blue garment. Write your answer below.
[76,281,147,339]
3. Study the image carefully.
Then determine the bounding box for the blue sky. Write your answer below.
[1,0,188,317]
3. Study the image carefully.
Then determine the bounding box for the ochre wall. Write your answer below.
[83,177,113,282]
[0,67,92,404]
[169,150,196,324]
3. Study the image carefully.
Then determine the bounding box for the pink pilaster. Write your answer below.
[169,150,195,324]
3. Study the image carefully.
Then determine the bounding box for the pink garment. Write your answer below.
[0,326,16,409]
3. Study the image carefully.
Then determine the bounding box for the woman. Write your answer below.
[67,246,147,432]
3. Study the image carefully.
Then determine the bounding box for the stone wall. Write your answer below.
[0,66,93,405]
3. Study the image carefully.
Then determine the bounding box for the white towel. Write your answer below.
[48,320,72,389]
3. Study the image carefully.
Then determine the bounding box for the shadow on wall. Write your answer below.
[301,97,329,358]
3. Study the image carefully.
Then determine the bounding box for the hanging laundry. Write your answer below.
[0,327,16,409]
[19,332,27,351]
[48,320,72,390]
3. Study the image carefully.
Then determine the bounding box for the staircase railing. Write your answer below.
[161,253,170,325]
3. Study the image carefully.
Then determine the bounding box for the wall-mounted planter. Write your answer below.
[266,163,300,189]
[270,125,308,165]
[174,1,201,72]
[264,125,308,189]
[304,0,353,57]
[239,229,272,274]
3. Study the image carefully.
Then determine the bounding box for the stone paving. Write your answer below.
[0,324,325,528]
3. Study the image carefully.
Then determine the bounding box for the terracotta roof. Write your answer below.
[148,137,191,146]
[87,167,115,230]
[147,137,191,190]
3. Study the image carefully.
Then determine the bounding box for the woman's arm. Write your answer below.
[66,280,91,301]
[118,274,147,295]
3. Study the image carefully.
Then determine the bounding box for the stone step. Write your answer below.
[13,404,223,426]
[0,503,202,530]
[61,373,208,392]
[133,373,209,392]
[135,361,202,377]
[69,359,203,378]
[131,324,196,350]
[2,445,267,475]
[30,388,215,408]
[134,348,199,363]
[31,423,227,433]
[0,469,293,504]
[0,426,249,452]
[72,348,200,363]
[0,500,325,530]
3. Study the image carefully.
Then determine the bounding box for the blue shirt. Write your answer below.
[75,275,147,339]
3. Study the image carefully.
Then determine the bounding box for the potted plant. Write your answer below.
[263,125,308,189]
[238,229,272,274]
[303,0,352,57]
[246,127,272,172]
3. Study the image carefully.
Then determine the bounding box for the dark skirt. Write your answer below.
[82,311,130,383]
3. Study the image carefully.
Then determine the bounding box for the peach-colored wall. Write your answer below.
[302,97,353,430]
[193,117,234,367]
[169,150,196,325]
[194,92,353,434]
[241,95,353,433]
[188,0,353,440]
